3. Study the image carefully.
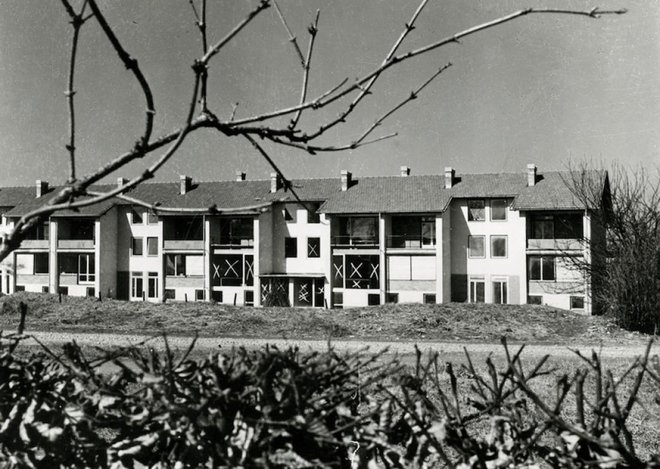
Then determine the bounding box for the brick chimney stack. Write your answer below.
[179,175,192,195]
[270,172,282,193]
[400,166,410,177]
[235,171,246,182]
[340,170,352,191]
[444,167,455,189]
[527,164,537,187]
[36,180,48,198]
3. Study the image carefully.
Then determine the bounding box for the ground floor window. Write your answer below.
[147,272,158,299]
[386,293,399,303]
[131,272,143,299]
[528,295,542,305]
[211,254,253,287]
[332,254,379,290]
[492,278,508,304]
[469,277,485,303]
[570,296,585,310]
[423,293,436,304]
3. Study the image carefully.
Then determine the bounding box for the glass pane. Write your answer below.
[476,282,485,302]
[491,200,507,220]
[529,257,541,280]
[491,236,507,257]
[166,255,175,276]
[469,236,485,257]
[468,200,485,221]
[147,237,158,255]
[542,257,555,280]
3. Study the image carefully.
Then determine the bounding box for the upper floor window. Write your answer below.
[219,218,253,246]
[131,237,143,256]
[306,204,321,224]
[334,216,378,245]
[468,235,485,258]
[147,237,158,256]
[531,214,583,239]
[285,237,297,258]
[25,221,49,240]
[131,209,143,224]
[532,215,554,239]
[528,256,555,281]
[467,200,485,221]
[491,199,507,221]
[491,235,507,258]
[164,216,203,240]
[389,216,435,248]
[307,237,320,258]
[59,218,95,240]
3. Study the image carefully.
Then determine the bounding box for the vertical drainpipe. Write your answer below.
[379,213,386,304]
[253,214,261,307]
[435,213,443,303]
[583,209,592,315]
[49,219,58,294]
[203,214,211,302]
[158,218,164,301]
[94,219,101,296]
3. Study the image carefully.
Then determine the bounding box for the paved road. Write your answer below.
[20,331,656,360]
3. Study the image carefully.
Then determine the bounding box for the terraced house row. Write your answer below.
[0,164,609,314]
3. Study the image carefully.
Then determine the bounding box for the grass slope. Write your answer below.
[0,292,645,345]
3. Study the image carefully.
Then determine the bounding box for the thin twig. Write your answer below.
[289,10,320,130]
[272,0,305,66]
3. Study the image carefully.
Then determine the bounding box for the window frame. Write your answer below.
[490,199,507,221]
[78,254,95,284]
[528,295,543,305]
[468,235,486,258]
[131,208,143,225]
[34,253,49,274]
[166,254,186,277]
[490,235,508,258]
[307,237,321,258]
[492,277,508,304]
[528,256,556,281]
[146,237,159,256]
[467,199,486,222]
[570,296,585,310]
[469,277,485,303]
[285,237,298,258]
[131,237,144,256]
[147,272,158,299]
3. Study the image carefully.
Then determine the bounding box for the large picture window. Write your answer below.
[528,256,555,281]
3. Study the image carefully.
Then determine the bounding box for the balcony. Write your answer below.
[212,236,254,249]
[163,240,204,251]
[58,239,94,249]
[331,235,378,247]
[527,238,583,251]
[386,235,435,249]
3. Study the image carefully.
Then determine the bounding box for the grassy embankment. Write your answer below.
[0,292,649,345]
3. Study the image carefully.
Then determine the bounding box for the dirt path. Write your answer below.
[22,331,656,360]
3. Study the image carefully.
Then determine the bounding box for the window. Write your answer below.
[491,199,507,221]
[491,236,507,258]
[147,272,158,299]
[34,253,49,274]
[147,237,158,256]
[345,255,380,289]
[131,209,143,224]
[332,292,343,308]
[166,216,203,240]
[86,287,95,298]
[147,212,158,224]
[570,296,585,310]
[42,286,49,293]
[166,255,185,276]
[421,217,436,246]
[467,200,485,221]
[283,207,296,222]
[58,286,68,295]
[528,256,556,281]
[164,289,175,300]
[212,290,223,302]
[78,254,95,283]
[195,289,205,301]
[532,215,554,239]
[528,295,543,305]
[244,290,254,306]
[336,216,378,245]
[493,278,508,304]
[131,237,143,256]
[219,218,254,245]
[25,222,49,240]
[15,285,25,292]
[368,293,380,306]
[131,272,143,299]
[469,277,485,303]
[468,235,485,258]
[386,293,399,303]
[423,293,436,304]
[307,237,320,258]
[285,237,297,258]
[307,204,321,223]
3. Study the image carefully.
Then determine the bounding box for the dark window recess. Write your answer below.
[131,209,143,224]
[212,290,223,303]
[42,286,49,293]
[332,256,344,288]
[528,256,555,281]
[332,292,343,308]
[34,253,49,274]
[166,254,186,276]
[219,218,254,245]
[571,296,585,310]
[345,255,380,289]
[195,289,205,301]
[86,287,95,297]
[244,290,254,306]
[212,254,243,286]
[423,293,436,304]
[285,237,297,258]
[528,295,543,305]
[307,237,320,258]
[307,204,321,223]
[244,256,254,286]
[467,200,485,221]
[131,237,143,256]
[164,289,175,300]
[59,219,95,240]
[58,286,68,295]
[15,285,25,292]
[165,216,203,240]
[368,294,380,306]
[386,293,399,304]
[25,222,49,240]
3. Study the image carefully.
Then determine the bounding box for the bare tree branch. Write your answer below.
[289,9,319,130]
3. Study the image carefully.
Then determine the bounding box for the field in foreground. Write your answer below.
[0,292,649,345]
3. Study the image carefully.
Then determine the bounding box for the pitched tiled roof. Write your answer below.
[0,169,601,217]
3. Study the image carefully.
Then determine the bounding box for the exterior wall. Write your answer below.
[450,198,526,304]
[0,214,15,294]
[98,208,118,298]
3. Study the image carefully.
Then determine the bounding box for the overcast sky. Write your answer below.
[0,0,657,187]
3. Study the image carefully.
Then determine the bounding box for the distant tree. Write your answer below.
[566,163,660,332]
[0,0,625,262]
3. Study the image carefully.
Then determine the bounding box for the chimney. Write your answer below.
[400,166,410,177]
[527,164,537,187]
[444,167,455,189]
[179,175,192,195]
[270,172,282,193]
[35,180,48,198]
[117,177,128,189]
[340,170,352,192]
[235,170,246,182]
